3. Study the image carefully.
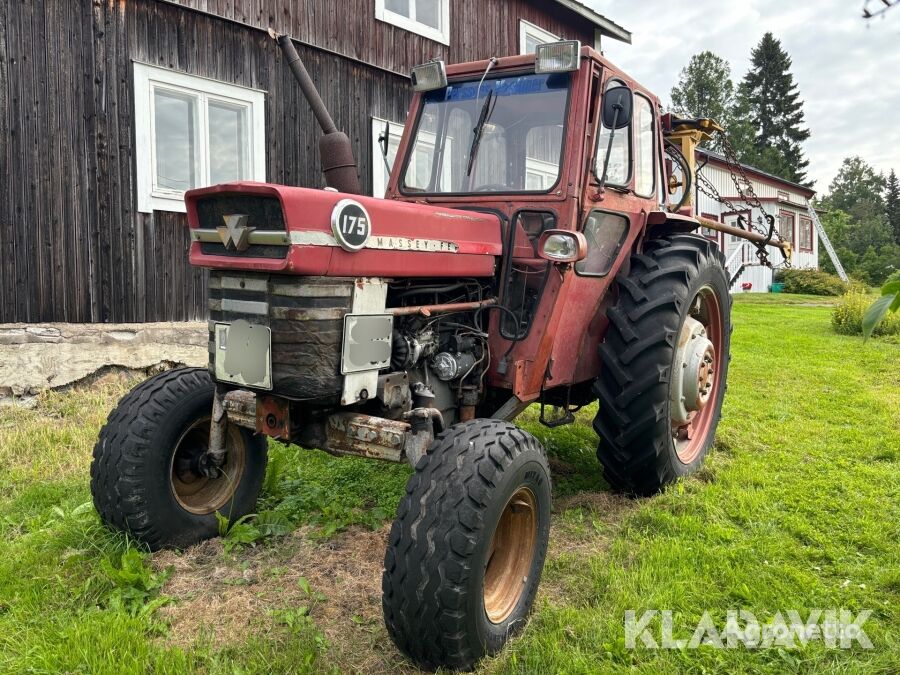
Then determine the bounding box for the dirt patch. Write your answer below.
[154,525,420,673]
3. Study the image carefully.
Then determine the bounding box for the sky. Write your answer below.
[585,0,900,192]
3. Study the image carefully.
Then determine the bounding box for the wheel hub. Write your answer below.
[483,487,537,624]
[670,316,716,426]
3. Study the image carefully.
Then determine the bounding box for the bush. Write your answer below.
[774,268,849,296]
[832,290,900,337]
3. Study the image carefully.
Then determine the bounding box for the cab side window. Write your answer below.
[634,94,655,197]
[594,79,631,186]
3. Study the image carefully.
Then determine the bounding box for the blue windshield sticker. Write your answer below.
[425,72,569,103]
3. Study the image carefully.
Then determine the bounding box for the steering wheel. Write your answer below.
[473,183,510,192]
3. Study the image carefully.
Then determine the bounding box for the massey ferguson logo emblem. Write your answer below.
[218,214,255,251]
[330,199,372,252]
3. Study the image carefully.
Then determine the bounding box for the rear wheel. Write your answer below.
[382,420,551,671]
[593,234,731,495]
[90,368,267,550]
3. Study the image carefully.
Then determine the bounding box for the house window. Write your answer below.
[700,213,720,242]
[519,20,559,54]
[371,117,403,198]
[778,210,795,245]
[375,0,450,44]
[134,63,265,214]
[777,190,790,202]
[372,116,451,196]
[799,216,813,252]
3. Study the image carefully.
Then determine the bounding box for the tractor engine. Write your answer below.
[188,185,503,466]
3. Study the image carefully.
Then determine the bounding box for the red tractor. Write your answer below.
[91,36,789,670]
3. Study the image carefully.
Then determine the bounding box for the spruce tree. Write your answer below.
[739,33,811,184]
[670,51,734,149]
[885,169,900,245]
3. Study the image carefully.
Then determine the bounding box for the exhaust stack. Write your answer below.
[273,31,362,195]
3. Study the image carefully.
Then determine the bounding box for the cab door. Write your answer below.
[547,72,661,388]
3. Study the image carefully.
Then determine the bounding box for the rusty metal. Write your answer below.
[389,298,497,317]
[326,412,410,463]
[222,389,257,430]
[401,407,444,466]
[171,416,247,515]
[273,31,362,194]
[207,386,229,466]
[459,405,476,422]
[696,215,792,261]
[256,394,292,441]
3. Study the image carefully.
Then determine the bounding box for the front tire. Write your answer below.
[90,367,267,550]
[593,234,731,496]
[382,420,551,671]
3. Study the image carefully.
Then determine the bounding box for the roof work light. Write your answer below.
[410,60,448,91]
[535,40,581,73]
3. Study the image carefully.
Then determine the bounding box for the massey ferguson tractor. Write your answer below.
[91,35,791,670]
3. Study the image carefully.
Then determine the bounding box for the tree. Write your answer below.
[885,169,900,244]
[825,156,885,214]
[819,157,900,285]
[670,51,734,148]
[739,33,811,184]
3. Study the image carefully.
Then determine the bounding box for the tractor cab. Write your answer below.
[383,42,670,405]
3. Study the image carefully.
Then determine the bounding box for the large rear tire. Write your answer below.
[382,419,551,671]
[593,234,731,496]
[90,368,267,550]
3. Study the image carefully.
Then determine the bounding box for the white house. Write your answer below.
[695,149,818,292]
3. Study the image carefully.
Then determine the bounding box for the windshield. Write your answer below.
[400,72,571,195]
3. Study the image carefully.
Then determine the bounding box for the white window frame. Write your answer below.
[519,19,559,54]
[375,0,450,45]
[134,62,266,214]
[525,157,559,191]
[371,117,405,198]
[372,116,452,195]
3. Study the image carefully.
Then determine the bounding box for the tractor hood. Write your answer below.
[185,182,502,277]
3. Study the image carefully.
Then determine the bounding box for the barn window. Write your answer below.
[799,216,813,251]
[519,20,559,54]
[133,63,265,214]
[375,0,450,44]
[778,210,795,245]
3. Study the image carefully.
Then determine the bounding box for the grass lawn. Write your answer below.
[0,294,897,673]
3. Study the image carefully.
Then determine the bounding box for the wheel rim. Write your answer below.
[169,417,247,515]
[483,487,537,624]
[670,285,724,464]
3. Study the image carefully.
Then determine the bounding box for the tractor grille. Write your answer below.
[208,271,354,401]
[197,195,289,259]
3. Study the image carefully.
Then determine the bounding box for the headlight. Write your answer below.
[535,40,581,74]
[410,60,448,92]
[537,230,587,263]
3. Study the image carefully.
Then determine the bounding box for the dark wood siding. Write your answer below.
[165,0,595,73]
[1,0,411,322]
[1,0,601,323]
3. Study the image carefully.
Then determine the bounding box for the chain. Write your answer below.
[696,132,791,269]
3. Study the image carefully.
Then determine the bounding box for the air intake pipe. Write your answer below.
[272,31,362,194]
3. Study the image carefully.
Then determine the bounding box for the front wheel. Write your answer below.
[593,234,732,496]
[90,368,267,550]
[382,420,551,671]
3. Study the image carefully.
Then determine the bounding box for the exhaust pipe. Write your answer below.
[271,30,362,195]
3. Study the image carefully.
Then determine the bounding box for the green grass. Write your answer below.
[0,294,897,673]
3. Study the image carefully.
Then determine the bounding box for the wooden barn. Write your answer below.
[0,0,631,323]
[694,149,820,293]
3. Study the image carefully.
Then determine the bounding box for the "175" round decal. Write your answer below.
[330,199,372,252]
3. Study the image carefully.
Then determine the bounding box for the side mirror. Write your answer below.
[601,85,632,130]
